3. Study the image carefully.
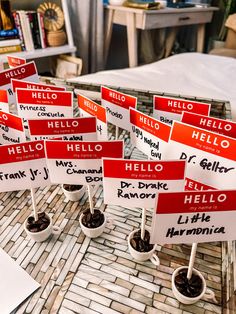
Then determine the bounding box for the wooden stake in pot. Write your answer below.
[87,185,94,214]
[30,188,38,221]
[187,243,198,280]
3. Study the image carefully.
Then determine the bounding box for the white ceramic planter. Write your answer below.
[128,229,160,266]
[62,184,86,202]
[79,212,112,238]
[172,266,217,305]
[24,213,61,242]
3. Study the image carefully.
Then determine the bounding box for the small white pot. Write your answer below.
[172,266,217,305]
[62,184,86,202]
[79,212,113,238]
[128,229,160,266]
[24,213,61,242]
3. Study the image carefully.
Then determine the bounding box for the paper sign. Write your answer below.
[182,111,236,139]
[78,93,108,140]
[165,121,236,190]
[12,78,66,92]
[0,111,26,144]
[16,89,73,119]
[103,159,186,208]
[0,140,50,193]
[0,61,39,104]
[151,189,236,244]
[7,55,26,68]
[101,86,137,132]
[153,96,210,125]
[0,90,9,112]
[130,107,171,160]
[0,248,40,314]
[45,140,124,185]
[28,117,97,141]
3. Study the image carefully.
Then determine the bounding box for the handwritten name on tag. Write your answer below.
[78,93,108,140]
[16,89,73,119]
[153,96,210,125]
[101,86,137,132]
[103,159,186,208]
[0,111,26,144]
[130,108,171,160]
[45,140,124,186]
[151,189,236,244]
[0,140,50,192]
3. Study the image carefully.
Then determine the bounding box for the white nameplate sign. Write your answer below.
[151,189,236,244]
[28,117,97,141]
[0,90,9,113]
[0,111,26,144]
[182,111,236,139]
[153,96,210,125]
[45,140,124,185]
[12,78,66,92]
[130,107,171,160]
[0,61,39,104]
[103,159,186,208]
[0,140,50,193]
[16,89,73,119]
[78,93,108,140]
[165,121,236,190]
[101,86,137,132]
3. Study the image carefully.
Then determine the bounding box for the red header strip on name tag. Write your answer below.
[0,140,46,164]
[130,108,171,142]
[171,121,236,161]
[185,178,216,191]
[154,96,210,115]
[78,94,106,123]
[182,112,236,139]
[103,159,185,180]
[0,62,37,87]
[156,190,236,214]
[0,90,8,102]
[101,86,137,110]
[45,140,124,160]
[16,89,72,107]
[28,117,96,136]
[7,55,26,68]
[12,79,65,92]
[0,111,24,131]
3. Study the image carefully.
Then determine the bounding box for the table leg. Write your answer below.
[126,12,138,67]
[165,27,178,58]
[104,9,114,66]
[197,23,205,53]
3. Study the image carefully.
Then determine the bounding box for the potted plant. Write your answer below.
[24,212,61,242]
[62,184,86,201]
[128,228,160,266]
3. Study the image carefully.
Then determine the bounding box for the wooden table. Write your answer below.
[104,5,218,67]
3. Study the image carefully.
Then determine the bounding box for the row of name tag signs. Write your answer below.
[1,60,236,245]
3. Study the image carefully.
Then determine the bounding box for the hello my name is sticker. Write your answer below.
[0,111,26,144]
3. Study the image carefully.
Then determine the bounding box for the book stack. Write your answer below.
[0,28,21,54]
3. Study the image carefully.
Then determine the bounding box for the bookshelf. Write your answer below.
[0,0,76,62]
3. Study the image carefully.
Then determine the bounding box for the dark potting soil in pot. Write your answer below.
[81,209,104,228]
[130,229,154,253]
[175,268,203,298]
[63,184,83,192]
[26,212,50,233]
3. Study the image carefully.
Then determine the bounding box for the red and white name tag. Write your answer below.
[11,78,66,93]
[28,117,97,141]
[0,90,9,113]
[153,96,210,125]
[101,86,137,132]
[182,111,236,139]
[7,55,26,68]
[103,159,186,208]
[0,62,39,104]
[0,140,50,192]
[151,189,236,244]
[16,89,73,119]
[165,121,236,190]
[45,140,124,185]
[78,93,108,140]
[130,107,171,160]
[0,111,26,144]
